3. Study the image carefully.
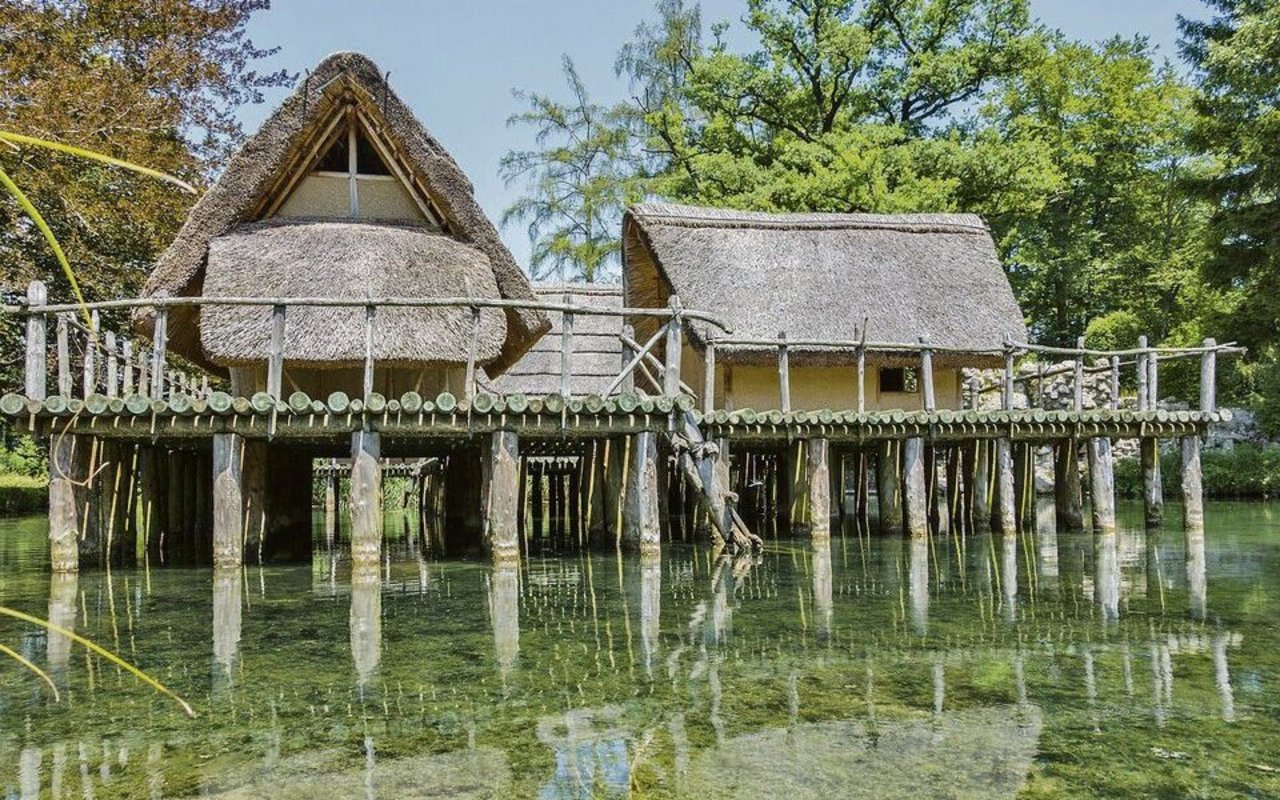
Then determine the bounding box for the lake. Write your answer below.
[1,501,1278,798]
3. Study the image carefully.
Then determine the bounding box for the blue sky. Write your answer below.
[239,0,1206,269]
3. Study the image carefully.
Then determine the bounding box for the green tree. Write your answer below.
[500,57,644,282]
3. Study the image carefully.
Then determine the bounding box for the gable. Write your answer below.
[261,107,444,226]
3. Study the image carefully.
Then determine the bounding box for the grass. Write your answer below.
[0,472,45,515]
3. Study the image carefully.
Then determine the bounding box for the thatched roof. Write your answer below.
[139,51,547,374]
[201,220,506,367]
[623,203,1027,367]
[490,283,623,396]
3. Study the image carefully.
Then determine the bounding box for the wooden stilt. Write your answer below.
[1182,436,1204,534]
[212,432,245,568]
[350,430,382,563]
[1054,439,1085,531]
[903,437,928,538]
[48,434,90,573]
[1142,438,1164,528]
[971,439,992,531]
[623,431,661,555]
[485,430,520,563]
[788,440,809,535]
[995,438,1017,534]
[876,440,903,533]
[806,438,832,539]
[1088,436,1117,533]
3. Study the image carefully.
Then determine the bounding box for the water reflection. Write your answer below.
[1094,532,1120,623]
[213,566,242,693]
[1187,528,1207,620]
[488,564,519,682]
[810,539,833,641]
[908,534,929,634]
[350,560,382,693]
[45,572,77,686]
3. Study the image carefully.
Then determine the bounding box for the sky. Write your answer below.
[238,0,1207,269]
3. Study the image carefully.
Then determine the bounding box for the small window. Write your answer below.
[312,125,392,176]
[880,367,918,393]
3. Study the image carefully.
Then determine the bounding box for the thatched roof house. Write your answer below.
[140,52,548,380]
[622,203,1026,368]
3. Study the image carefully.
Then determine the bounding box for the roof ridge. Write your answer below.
[628,202,989,234]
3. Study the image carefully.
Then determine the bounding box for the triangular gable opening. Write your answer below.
[261,106,446,227]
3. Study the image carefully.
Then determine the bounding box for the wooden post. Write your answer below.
[876,440,903,533]
[122,340,135,396]
[787,439,808,534]
[211,433,244,568]
[971,439,992,531]
[1003,339,1015,411]
[55,313,71,397]
[560,295,574,399]
[83,311,98,397]
[856,346,866,415]
[623,431,661,555]
[150,307,167,400]
[1136,335,1149,411]
[267,304,286,398]
[1054,440,1084,531]
[1182,436,1205,534]
[486,430,520,563]
[995,438,1017,533]
[777,331,791,413]
[664,296,683,397]
[1073,336,1085,412]
[903,437,928,537]
[805,439,832,539]
[620,324,636,394]
[363,304,376,400]
[25,280,47,400]
[1148,345,1159,408]
[702,337,716,414]
[350,430,382,562]
[1110,356,1120,411]
[1088,436,1117,533]
[1141,439,1164,528]
[1201,338,1217,413]
[919,339,935,412]
[105,331,118,398]
[48,434,90,572]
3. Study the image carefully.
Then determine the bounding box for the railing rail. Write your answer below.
[3,280,1247,416]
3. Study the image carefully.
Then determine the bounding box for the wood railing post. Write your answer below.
[363,304,377,401]
[620,323,636,394]
[1002,338,1015,411]
[122,340,134,396]
[702,335,716,415]
[663,295,683,398]
[1147,342,1159,409]
[267,304,286,398]
[1200,337,1216,413]
[1136,335,1149,411]
[919,337,935,412]
[105,331,118,398]
[1109,356,1120,411]
[56,313,71,398]
[560,294,574,400]
[777,331,791,413]
[83,310,98,397]
[150,306,167,400]
[1073,336,1085,413]
[24,280,47,401]
[856,345,866,414]
[463,304,480,402]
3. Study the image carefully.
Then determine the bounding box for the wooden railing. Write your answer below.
[4,279,1245,417]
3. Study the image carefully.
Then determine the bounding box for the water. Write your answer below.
[1,502,1279,798]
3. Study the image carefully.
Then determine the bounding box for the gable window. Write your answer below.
[879,367,918,393]
[273,113,437,224]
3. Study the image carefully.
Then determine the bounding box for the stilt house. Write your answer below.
[622,203,1028,411]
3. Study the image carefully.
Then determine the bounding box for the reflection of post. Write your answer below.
[46,572,78,685]
[20,746,40,800]
[909,533,929,634]
[811,539,833,641]
[1094,531,1119,623]
[350,560,382,693]
[212,566,243,694]
[1186,527,1207,621]
[324,462,338,548]
[1035,498,1059,587]
[1213,634,1235,722]
[630,554,662,677]
[1001,530,1018,621]
[488,564,520,682]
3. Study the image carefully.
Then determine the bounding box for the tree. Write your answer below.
[0,0,289,386]
[500,57,644,283]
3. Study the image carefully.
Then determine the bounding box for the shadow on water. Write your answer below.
[0,500,1277,797]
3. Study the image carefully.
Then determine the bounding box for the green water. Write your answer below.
[1,502,1278,799]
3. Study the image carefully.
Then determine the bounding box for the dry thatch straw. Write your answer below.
[201,219,507,367]
[139,51,548,374]
[623,202,1027,368]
